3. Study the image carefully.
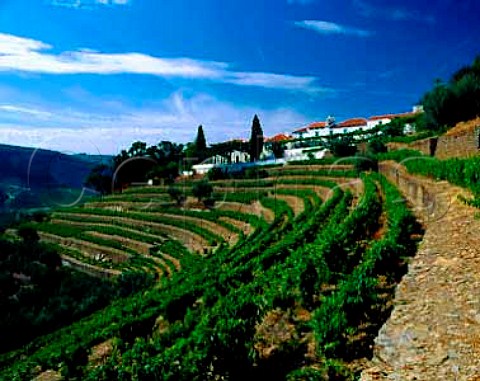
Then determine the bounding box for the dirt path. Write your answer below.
[361,163,480,381]
[267,164,354,172]
[274,194,305,216]
[218,216,254,236]
[60,254,121,278]
[149,212,239,246]
[52,212,210,254]
[38,232,131,264]
[159,253,181,271]
[215,201,275,224]
[50,218,167,243]
[84,231,152,255]
[84,201,171,210]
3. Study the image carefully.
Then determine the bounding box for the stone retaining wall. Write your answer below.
[435,126,480,159]
[379,161,440,219]
[386,125,479,159]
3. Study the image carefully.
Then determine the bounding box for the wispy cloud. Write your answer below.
[353,0,435,24]
[294,20,372,37]
[223,71,319,91]
[0,92,310,154]
[0,104,53,118]
[0,32,326,93]
[49,0,131,9]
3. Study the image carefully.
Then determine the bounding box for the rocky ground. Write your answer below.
[362,166,480,380]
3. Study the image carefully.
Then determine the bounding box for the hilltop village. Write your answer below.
[190,106,423,175]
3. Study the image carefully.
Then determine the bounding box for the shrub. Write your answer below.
[167,186,186,206]
[192,180,213,201]
[18,226,40,244]
[354,154,378,173]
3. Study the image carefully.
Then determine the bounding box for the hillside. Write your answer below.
[0,144,112,226]
[0,164,422,380]
[0,153,478,380]
[0,144,111,190]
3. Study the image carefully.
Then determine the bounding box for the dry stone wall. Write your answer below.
[362,161,480,381]
[435,127,480,159]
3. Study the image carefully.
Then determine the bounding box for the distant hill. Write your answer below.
[0,144,112,224]
[0,144,112,190]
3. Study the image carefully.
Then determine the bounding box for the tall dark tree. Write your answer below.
[249,114,264,162]
[195,125,207,152]
[195,125,208,162]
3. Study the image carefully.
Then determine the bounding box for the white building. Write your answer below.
[292,116,370,139]
[191,150,250,175]
[230,150,250,164]
[367,116,393,130]
[292,121,330,139]
[293,106,424,140]
[283,146,328,162]
[333,118,368,134]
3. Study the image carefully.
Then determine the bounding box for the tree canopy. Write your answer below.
[192,179,213,201]
[421,55,480,131]
[86,141,184,193]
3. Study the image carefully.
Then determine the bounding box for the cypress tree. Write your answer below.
[249,114,264,162]
[195,125,207,161]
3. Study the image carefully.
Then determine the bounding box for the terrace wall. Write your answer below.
[386,125,479,159]
[378,161,441,219]
[435,127,480,159]
[386,137,437,156]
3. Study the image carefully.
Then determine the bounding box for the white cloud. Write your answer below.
[223,71,320,92]
[49,0,131,9]
[353,0,435,24]
[0,104,53,118]
[294,20,372,37]
[0,92,310,154]
[0,32,324,92]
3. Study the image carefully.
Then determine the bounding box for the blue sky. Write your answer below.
[0,0,478,154]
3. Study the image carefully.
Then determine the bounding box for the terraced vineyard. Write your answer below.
[0,165,423,380]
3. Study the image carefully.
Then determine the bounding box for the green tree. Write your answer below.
[271,141,285,159]
[421,55,480,131]
[327,135,356,157]
[195,125,207,156]
[367,138,387,154]
[249,114,264,162]
[192,180,213,201]
[109,141,184,188]
[210,140,249,163]
[85,164,113,195]
[18,226,39,244]
[167,186,186,206]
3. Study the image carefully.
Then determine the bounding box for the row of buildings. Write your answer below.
[292,106,423,139]
[190,106,423,174]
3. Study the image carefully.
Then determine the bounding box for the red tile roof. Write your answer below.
[308,121,327,129]
[368,114,396,121]
[265,133,292,142]
[293,127,309,133]
[336,118,367,128]
[368,111,421,121]
[293,121,327,133]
